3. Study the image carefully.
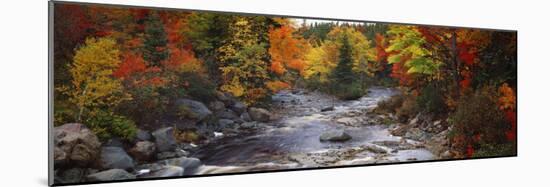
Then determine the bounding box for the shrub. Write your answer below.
[473,143,516,158]
[177,72,216,103]
[332,82,365,100]
[175,129,201,143]
[449,85,508,157]
[376,94,404,114]
[416,84,447,115]
[396,95,419,121]
[85,109,137,141]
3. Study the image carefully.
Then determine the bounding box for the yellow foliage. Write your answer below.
[304,46,335,83]
[218,17,270,104]
[304,27,375,82]
[61,37,131,121]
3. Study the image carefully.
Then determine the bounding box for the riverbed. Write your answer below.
[191,87,434,174]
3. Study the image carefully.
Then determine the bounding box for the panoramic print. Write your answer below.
[52,2,517,185]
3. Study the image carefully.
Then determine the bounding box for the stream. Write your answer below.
[191,87,434,175]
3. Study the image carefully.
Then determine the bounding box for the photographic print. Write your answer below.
[50,1,517,185]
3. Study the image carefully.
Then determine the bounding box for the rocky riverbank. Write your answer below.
[54,87,456,183]
[53,91,276,184]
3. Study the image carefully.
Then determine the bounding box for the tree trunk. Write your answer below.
[451,31,461,97]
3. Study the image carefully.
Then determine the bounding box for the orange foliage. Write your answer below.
[162,47,205,75]
[266,81,291,92]
[498,83,516,111]
[113,52,147,79]
[268,25,309,75]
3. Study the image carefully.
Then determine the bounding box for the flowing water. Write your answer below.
[191,87,434,175]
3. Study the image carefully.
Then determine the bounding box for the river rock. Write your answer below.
[239,121,259,129]
[160,157,202,173]
[319,130,352,142]
[248,107,271,122]
[100,146,135,170]
[216,91,233,105]
[57,168,87,183]
[86,169,135,182]
[54,123,101,167]
[217,109,240,120]
[230,101,247,114]
[135,129,152,142]
[218,119,235,128]
[364,144,389,154]
[104,137,124,148]
[129,141,156,162]
[156,151,178,160]
[141,166,184,178]
[335,117,358,126]
[240,112,252,122]
[208,100,226,112]
[175,98,213,121]
[321,106,334,112]
[152,127,177,152]
[404,128,425,141]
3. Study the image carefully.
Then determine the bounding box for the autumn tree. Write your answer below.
[303,26,374,91]
[332,33,354,85]
[59,37,130,121]
[143,12,169,66]
[386,26,440,79]
[218,17,271,104]
[268,21,310,84]
[54,4,93,95]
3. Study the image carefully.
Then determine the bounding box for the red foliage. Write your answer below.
[417,27,441,43]
[466,144,475,157]
[459,69,472,90]
[130,8,150,21]
[54,4,92,51]
[505,110,517,141]
[390,54,413,86]
[375,33,389,71]
[113,52,147,79]
[162,48,198,70]
[458,42,477,66]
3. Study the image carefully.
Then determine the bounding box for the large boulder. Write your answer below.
[54,123,101,167]
[129,141,156,162]
[104,137,124,148]
[319,130,352,142]
[248,107,272,122]
[175,99,212,121]
[86,169,135,182]
[135,129,152,142]
[100,147,135,170]
[152,127,177,152]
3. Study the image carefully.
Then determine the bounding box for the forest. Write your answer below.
[53,3,517,183]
